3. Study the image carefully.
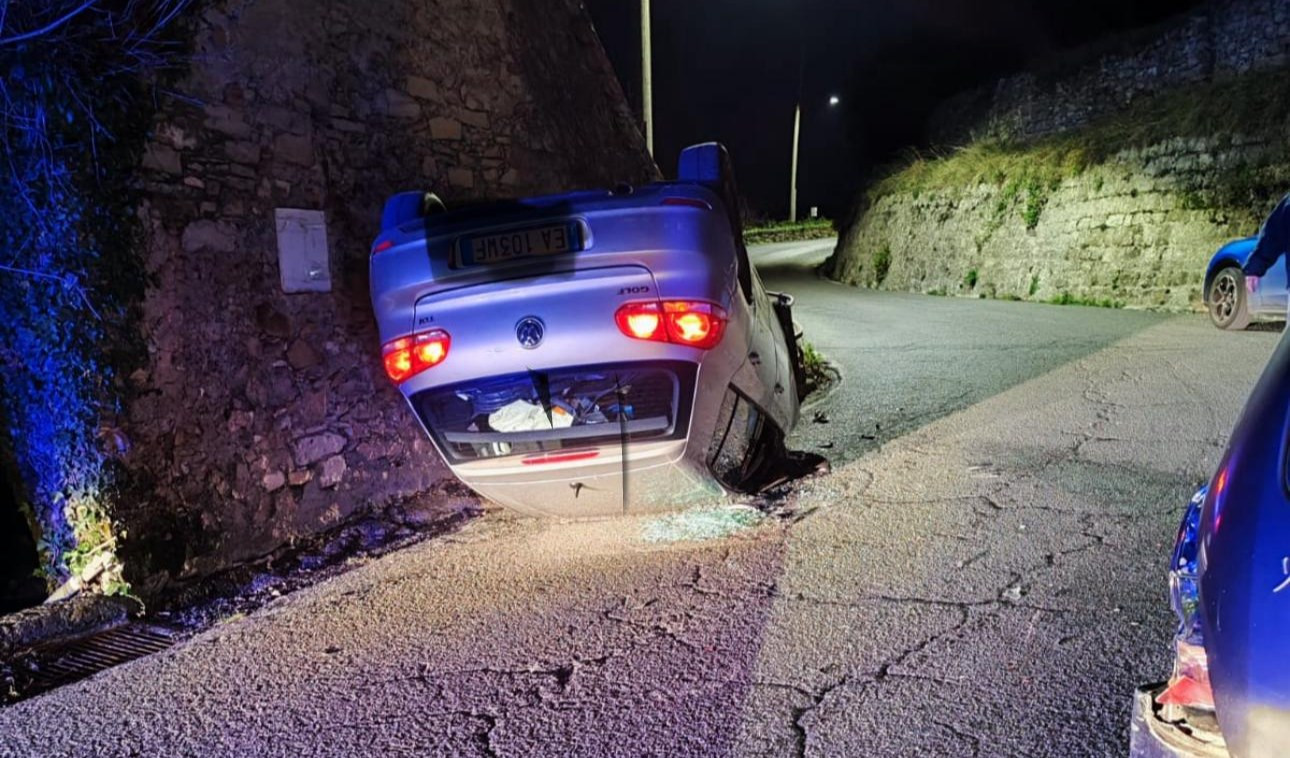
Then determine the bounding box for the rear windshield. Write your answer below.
[410,361,697,463]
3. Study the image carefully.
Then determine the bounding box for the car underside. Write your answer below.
[368,143,805,516]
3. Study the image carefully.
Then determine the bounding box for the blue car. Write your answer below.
[1204,237,1287,330]
[1130,330,1290,756]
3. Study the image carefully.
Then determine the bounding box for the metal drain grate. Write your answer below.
[29,624,177,694]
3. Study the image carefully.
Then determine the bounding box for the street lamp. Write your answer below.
[789,95,839,222]
[641,0,654,156]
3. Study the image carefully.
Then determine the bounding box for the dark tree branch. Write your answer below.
[0,0,100,46]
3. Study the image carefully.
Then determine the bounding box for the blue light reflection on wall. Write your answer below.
[0,79,113,586]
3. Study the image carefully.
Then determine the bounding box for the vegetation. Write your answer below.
[842,66,1290,310]
[867,67,1290,224]
[871,244,892,285]
[799,341,831,394]
[1048,292,1125,309]
[0,2,192,594]
[744,218,835,245]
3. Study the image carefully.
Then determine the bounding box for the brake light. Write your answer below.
[382,329,450,382]
[1158,639,1215,710]
[614,302,666,341]
[1159,487,1214,713]
[615,300,727,350]
[664,301,724,348]
[372,238,395,255]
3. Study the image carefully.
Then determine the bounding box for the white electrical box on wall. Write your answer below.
[275,208,331,293]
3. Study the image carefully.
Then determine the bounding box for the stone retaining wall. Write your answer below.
[121,0,655,593]
[931,0,1290,145]
[828,137,1277,310]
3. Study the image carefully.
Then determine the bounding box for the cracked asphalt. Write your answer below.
[0,240,1282,757]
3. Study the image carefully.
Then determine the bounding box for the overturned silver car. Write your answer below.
[369,143,805,517]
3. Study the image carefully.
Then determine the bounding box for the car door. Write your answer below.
[678,142,787,425]
[1198,330,1290,756]
[1259,255,1288,313]
[744,262,785,418]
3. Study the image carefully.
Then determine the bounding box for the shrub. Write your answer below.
[743,219,834,245]
[0,2,192,591]
[799,341,830,392]
[1023,177,1048,229]
[872,244,892,285]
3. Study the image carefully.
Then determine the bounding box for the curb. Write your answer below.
[0,595,138,660]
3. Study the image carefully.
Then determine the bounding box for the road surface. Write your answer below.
[0,239,1282,757]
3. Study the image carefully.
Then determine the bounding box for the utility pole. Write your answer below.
[641,0,654,156]
[789,96,838,223]
[789,103,801,223]
[790,19,805,224]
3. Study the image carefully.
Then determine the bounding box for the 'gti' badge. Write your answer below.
[516,317,545,349]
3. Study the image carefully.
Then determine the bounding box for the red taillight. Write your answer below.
[615,300,727,350]
[1158,639,1216,710]
[372,238,395,255]
[1158,675,1215,709]
[614,302,667,342]
[382,329,450,382]
[664,301,725,348]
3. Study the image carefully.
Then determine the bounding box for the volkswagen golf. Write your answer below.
[368,143,806,517]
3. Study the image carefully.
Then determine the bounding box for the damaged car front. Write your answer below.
[1131,332,1290,757]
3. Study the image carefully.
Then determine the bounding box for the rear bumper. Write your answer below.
[408,360,699,465]
[406,354,755,516]
[1130,685,1229,758]
[406,357,741,516]
[453,438,727,517]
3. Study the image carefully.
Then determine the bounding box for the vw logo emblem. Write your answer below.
[515,316,545,349]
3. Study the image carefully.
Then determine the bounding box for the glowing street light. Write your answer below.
[790,95,841,222]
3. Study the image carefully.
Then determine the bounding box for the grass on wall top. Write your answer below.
[867,66,1290,219]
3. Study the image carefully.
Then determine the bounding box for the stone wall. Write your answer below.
[828,137,1274,310]
[931,0,1290,145]
[122,0,655,593]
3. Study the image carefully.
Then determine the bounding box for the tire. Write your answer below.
[1207,265,1252,331]
[707,389,768,491]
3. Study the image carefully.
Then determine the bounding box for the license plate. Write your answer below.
[457,222,582,267]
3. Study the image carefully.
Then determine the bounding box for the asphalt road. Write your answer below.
[1,240,1283,757]
[755,239,1172,461]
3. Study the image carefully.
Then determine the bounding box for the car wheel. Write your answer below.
[1207,266,1252,331]
[706,387,824,493]
[707,389,769,491]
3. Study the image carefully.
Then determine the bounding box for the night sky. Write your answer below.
[586,0,1203,220]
